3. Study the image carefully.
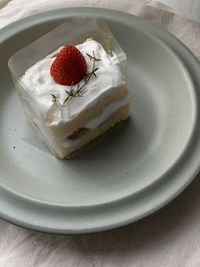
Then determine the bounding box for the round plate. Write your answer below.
[0,8,200,234]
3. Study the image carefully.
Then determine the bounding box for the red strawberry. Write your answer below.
[67,127,88,140]
[50,45,87,85]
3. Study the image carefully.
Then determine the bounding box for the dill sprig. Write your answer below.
[50,94,58,103]
[51,51,101,106]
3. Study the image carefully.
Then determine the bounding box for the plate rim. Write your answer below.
[1,7,200,234]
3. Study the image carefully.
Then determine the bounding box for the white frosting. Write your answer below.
[49,96,129,148]
[31,96,129,146]
[20,39,125,126]
[85,96,129,128]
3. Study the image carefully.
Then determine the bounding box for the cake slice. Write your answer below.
[8,18,131,159]
[18,38,130,158]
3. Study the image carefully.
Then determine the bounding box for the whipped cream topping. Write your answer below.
[20,39,125,126]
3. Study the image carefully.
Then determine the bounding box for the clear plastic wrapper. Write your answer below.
[8,18,127,158]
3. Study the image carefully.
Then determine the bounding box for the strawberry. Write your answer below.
[67,128,88,140]
[50,45,87,85]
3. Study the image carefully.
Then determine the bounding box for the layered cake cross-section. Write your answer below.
[8,20,131,158]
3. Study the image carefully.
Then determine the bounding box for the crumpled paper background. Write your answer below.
[1,1,200,266]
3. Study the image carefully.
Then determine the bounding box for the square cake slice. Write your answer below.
[8,20,131,159]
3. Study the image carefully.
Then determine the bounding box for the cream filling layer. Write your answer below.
[55,96,129,148]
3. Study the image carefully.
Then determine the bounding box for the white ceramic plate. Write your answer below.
[0,8,200,234]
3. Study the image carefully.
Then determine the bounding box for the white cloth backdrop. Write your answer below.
[160,0,200,19]
[1,1,200,266]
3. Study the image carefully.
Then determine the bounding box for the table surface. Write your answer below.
[1,1,200,267]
